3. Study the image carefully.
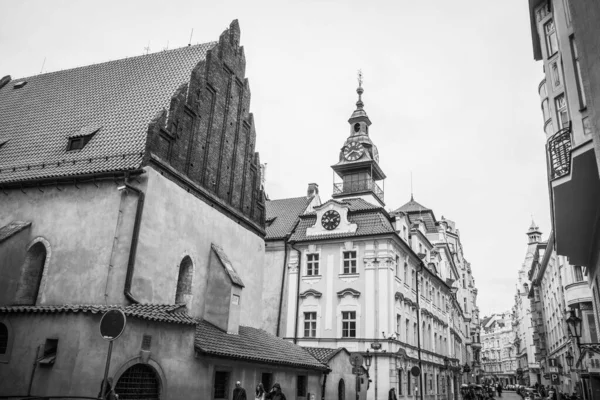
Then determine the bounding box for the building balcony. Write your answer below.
[333,178,384,203]
[547,124,600,267]
[564,280,593,307]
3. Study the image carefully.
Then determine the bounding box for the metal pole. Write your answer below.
[100,341,114,400]
[416,264,424,400]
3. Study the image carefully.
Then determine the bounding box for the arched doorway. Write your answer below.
[115,363,160,400]
[338,378,345,400]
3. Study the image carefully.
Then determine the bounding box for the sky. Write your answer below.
[0,0,550,316]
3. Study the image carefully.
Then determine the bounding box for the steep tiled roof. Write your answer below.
[195,320,327,370]
[407,213,437,233]
[0,42,216,184]
[0,304,197,325]
[266,196,312,240]
[394,196,430,213]
[211,244,245,287]
[0,221,31,243]
[303,347,346,363]
[290,211,395,242]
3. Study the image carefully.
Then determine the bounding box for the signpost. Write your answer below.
[99,309,126,400]
[350,352,365,400]
[550,373,560,384]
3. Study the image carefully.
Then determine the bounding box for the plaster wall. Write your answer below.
[263,240,288,335]
[0,226,30,304]
[0,180,138,305]
[132,167,265,326]
[323,351,364,400]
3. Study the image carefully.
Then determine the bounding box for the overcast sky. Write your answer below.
[0,0,550,316]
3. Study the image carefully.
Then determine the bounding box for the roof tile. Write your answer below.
[265,196,312,240]
[290,211,394,242]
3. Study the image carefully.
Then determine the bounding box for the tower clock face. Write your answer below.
[343,141,364,161]
[321,210,341,230]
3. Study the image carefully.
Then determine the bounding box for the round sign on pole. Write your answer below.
[411,366,421,377]
[100,309,127,341]
[350,352,364,367]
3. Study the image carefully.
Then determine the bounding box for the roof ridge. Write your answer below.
[12,42,218,82]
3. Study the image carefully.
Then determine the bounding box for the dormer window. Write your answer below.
[67,125,101,151]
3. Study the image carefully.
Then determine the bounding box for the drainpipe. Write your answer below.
[121,183,145,304]
[321,369,329,400]
[27,345,41,396]
[276,220,300,337]
[291,241,302,344]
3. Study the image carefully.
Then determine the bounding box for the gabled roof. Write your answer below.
[394,196,431,213]
[0,304,197,325]
[303,347,348,363]
[195,319,327,370]
[265,196,312,240]
[0,221,31,243]
[211,244,245,288]
[0,42,215,184]
[290,211,394,242]
[393,196,437,233]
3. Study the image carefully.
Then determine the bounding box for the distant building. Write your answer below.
[480,312,517,385]
[0,21,327,400]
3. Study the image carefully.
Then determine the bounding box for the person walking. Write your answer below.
[255,383,266,400]
[497,383,503,398]
[388,388,398,400]
[265,383,287,400]
[233,381,247,400]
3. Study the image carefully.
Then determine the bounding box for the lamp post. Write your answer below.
[363,350,373,400]
[566,351,574,369]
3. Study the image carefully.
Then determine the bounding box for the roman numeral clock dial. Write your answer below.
[343,141,364,161]
[321,210,341,230]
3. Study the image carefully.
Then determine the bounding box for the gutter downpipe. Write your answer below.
[291,241,302,344]
[416,262,425,400]
[122,182,145,304]
[276,220,300,337]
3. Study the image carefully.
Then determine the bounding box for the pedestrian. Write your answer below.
[255,383,266,400]
[497,383,503,398]
[97,377,119,400]
[233,381,247,400]
[389,387,398,400]
[265,383,287,400]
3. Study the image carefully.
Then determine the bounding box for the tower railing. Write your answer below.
[333,178,384,202]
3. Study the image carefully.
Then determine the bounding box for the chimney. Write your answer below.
[307,183,319,198]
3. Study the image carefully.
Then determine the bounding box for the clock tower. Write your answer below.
[331,74,386,206]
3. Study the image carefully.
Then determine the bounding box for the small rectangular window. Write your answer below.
[574,266,584,282]
[555,94,569,129]
[342,311,356,338]
[214,371,230,399]
[39,338,58,365]
[141,334,152,350]
[396,314,401,335]
[571,36,587,109]
[398,370,403,395]
[306,253,319,276]
[407,370,412,393]
[304,312,317,338]
[544,19,558,57]
[343,251,357,274]
[297,375,307,397]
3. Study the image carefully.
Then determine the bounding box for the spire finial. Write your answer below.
[410,170,413,201]
[356,69,364,109]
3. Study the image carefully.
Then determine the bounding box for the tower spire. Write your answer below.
[356,69,364,109]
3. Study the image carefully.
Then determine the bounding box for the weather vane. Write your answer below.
[357,69,363,88]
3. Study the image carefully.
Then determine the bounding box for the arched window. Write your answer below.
[175,256,193,305]
[115,363,160,400]
[338,379,345,400]
[15,242,48,305]
[0,323,7,354]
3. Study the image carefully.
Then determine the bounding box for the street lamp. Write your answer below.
[365,350,373,369]
[566,351,574,367]
[566,309,583,344]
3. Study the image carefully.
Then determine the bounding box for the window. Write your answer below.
[396,314,402,335]
[398,370,403,395]
[571,36,587,109]
[403,226,407,240]
[555,94,569,129]
[574,266,584,282]
[343,251,357,274]
[544,19,558,57]
[141,334,152,350]
[67,132,96,151]
[261,373,273,392]
[395,255,400,277]
[297,375,307,397]
[462,274,466,289]
[583,117,592,135]
[15,241,48,305]
[407,370,412,394]
[175,256,193,304]
[424,373,428,393]
[542,98,551,122]
[588,314,598,343]
[463,298,467,312]
[306,253,319,276]
[405,319,410,343]
[0,323,7,355]
[338,379,345,400]
[213,371,230,399]
[116,364,160,399]
[413,323,417,345]
[39,338,58,365]
[342,311,356,338]
[404,262,408,283]
[412,270,416,289]
[304,312,317,338]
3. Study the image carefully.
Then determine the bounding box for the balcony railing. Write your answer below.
[548,125,572,180]
[333,178,384,202]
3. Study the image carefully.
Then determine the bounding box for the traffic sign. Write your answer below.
[350,353,364,367]
[100,309,127,341]
[551,373,560,384]
[548,358,558,367]
[411,366,421,377]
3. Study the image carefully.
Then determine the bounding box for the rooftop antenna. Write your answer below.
[410,170,414,201]
[188,29,194,46]
[40,57,46,74]
[163,40,169,51]
[144,41,151,55]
